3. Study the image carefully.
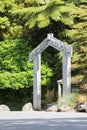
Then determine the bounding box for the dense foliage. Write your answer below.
[0,0,87,110]
[0,39,53,89]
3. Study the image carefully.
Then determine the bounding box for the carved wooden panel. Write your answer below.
[29,34,72,62]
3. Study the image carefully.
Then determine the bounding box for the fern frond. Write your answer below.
[37,14,50,28]
[16,5,47,13]
[50,7,61,21]
[37,19,50,28]
[59,4,76,13]
[25,18,37,29]
[73,22,87,29]
[61,16,74,25]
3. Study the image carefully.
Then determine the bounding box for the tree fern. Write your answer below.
[14,0,77,29]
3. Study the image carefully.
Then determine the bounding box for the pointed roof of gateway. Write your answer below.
[29,33,73,62]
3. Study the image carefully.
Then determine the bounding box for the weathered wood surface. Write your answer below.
[29,34,72,61]
[29,33,73,110]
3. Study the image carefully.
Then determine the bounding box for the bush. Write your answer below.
[0,39,53,89]
[58,93,78,108]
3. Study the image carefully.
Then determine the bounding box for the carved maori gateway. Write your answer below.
[29,34,73,110]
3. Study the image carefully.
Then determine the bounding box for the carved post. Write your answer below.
[33,54,41,110]
[57,79,62,100]
[29,33,73,109]
[62,53,71,95]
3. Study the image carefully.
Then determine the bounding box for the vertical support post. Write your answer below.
[33,54,41,110]
[58,83,62,100]
[57,80,62,100]
[62,53,71,96]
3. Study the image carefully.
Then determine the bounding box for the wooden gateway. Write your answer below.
[29,33,73,110]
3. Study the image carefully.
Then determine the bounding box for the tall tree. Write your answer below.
[66,0,87,87]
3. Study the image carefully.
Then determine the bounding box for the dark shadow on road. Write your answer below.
[0,117,87,130]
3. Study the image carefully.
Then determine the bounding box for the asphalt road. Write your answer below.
[0,111,87,130]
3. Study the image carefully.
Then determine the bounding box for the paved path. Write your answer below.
[0,111,87,130]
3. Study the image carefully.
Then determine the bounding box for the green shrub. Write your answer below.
[0,39,53,89]
[58,93,78,108]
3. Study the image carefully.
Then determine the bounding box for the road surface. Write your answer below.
[0,111,87,130]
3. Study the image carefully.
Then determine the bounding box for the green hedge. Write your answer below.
[0,39,53,89]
